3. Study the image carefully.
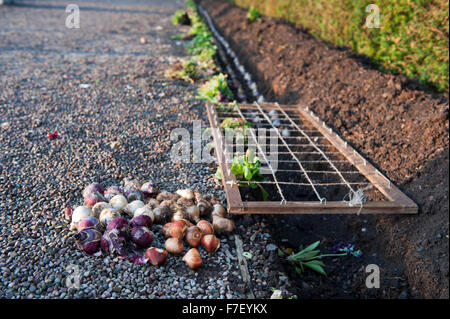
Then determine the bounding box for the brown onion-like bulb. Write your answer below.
[201,234,220,253]
[145,247,168,267]
[185,205,200,223]
[211,204,226,218]
[161,222,186,239]
[212,215,235,235]
[197,220,214,236]
[176,197,194,207]
[179,218,194,227]
[165,237,184,254]
[171,210,186,222]
[176,188,195,200]
[186,226,203,247]
[156,192,176,202]
[182,248,202,269]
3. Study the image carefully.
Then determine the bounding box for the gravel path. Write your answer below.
[0,0,255,299]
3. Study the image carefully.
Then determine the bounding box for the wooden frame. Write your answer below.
[206,102,418,215]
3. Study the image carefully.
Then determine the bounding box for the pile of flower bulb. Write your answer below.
[64,179,235,269]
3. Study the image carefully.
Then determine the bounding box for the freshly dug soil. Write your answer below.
[199,0,449,298]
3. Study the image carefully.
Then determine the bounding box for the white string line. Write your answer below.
[234,106,287,204]
[236,180,374,186]
[254,102,325,202]
[227,143,332,147]
[233,151,341,155]
[259,160,349,163]
[256,169,363,174]
[274,102,356,195]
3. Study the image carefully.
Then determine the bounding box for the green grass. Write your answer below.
[232,0,449,92]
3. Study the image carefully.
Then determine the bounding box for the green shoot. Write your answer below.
[231,149,268,201]
[197,73,234,103]
[247,7,262,23]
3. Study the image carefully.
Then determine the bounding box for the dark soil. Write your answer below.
[199,0,449,299]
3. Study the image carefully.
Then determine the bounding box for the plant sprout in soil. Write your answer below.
[279,240,363,276]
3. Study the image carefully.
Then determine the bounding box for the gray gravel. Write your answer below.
[0,0,294,299]
[0,0,241,299]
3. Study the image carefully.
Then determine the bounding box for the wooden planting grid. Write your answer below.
[206,102,418,214]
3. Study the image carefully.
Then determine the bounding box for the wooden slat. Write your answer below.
[295,104,417,212]
[231,201,417,214]
[206,103,244,210]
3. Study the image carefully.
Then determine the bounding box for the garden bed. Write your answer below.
[198,0,449,298]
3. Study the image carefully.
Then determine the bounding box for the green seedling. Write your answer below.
[230,149,268,201]
[282,240,362,276]
[197,73,234,104]
[247,7,262,23]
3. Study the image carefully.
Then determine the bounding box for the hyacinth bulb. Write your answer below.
[99,208,121,227]
[140,182,159,197]
[82,183,104,198]
[130,214,153,228]
[106,217,130,236]
[145,247,168,267]
[124,200,144,217]
[123,184,142,202]
[70,206,92,230]
[104,186,123,201]
[84,191,106,208]
[133,206,154,222]
[92,202,112,218]
[109,194,128,211]
[101,229,127,256]
[123,178,142,190]
[77,216,102,232]
[130,226,154,248]
[76,228,102,256]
